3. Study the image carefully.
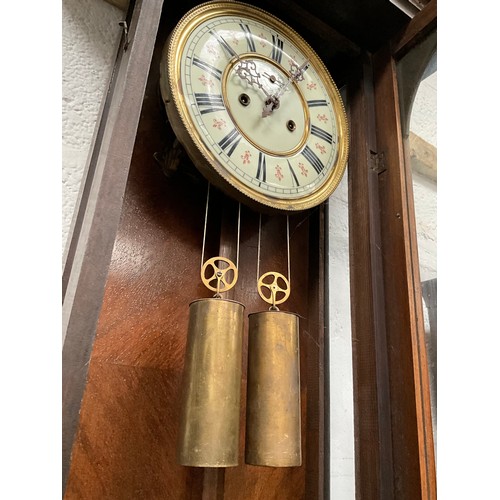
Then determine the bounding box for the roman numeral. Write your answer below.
[287,160,299,187]
[311,124,334,144]
[257,152,267,182]
[194,93,225,115]
[210,30,238,58]
[270,34,284,64]
[307,99,328,107]
[218,128,241,157]
[301,145,325,175]
[192,56,222,80]
[239,23,256,52]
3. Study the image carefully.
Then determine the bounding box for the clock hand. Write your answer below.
[262,59,310,118]
[278,60,310,98]
[261,96,280,118]
[234,59,271,98]
[211,31,242,64]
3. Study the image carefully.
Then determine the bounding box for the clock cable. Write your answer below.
[200,182,241,297]
[256,213,291,310]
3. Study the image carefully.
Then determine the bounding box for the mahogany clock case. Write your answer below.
[63,2,328,498]
[63,0,432,497]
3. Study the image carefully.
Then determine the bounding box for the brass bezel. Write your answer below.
[160,1,349,212]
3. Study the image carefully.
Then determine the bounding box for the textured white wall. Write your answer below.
[328,170,355,498]
[411,72,437,148]
[411,71,437,281]
[62,0,122,254]
[412,170,437,282]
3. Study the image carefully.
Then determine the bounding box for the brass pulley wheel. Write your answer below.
[201,256,238,296]
[257,271,290,309]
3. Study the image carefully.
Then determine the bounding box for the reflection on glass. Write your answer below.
[407,50,437,448]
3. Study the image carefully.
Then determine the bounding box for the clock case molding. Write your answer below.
[62,1,437,498]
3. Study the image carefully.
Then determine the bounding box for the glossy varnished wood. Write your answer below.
[65,360,190,497]
[304,205,327,500]
[65,12,208,494]
[347,12,437,493]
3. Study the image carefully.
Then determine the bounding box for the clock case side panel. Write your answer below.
[345,4,437,498]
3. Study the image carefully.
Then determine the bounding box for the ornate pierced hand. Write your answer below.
[235,60,271,98]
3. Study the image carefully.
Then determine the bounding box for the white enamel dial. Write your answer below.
[162,2,348,211]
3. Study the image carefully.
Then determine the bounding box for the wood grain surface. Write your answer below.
[347,57,393,500]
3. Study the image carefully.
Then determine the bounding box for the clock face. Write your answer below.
[161,1,348,211]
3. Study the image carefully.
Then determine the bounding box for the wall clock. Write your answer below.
[160,1,349,212]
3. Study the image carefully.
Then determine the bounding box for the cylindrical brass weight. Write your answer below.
[177,298,244,467]
[245,310,301,467]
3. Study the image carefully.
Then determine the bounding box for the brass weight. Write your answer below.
[177,297,244,467]
[177,256,244,467]
[245,270,302,467]
[245,310,301,467]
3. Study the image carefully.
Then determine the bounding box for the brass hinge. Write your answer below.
[370,150,386,174]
